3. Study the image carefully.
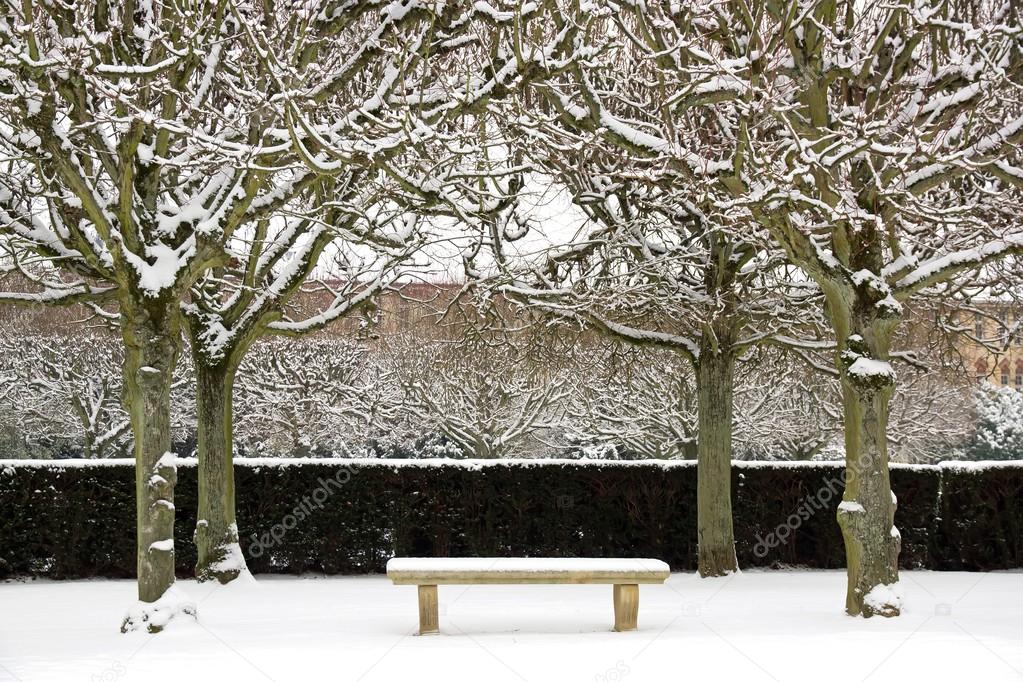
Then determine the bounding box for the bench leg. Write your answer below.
[613,584,639,631]
[418,585,439,634]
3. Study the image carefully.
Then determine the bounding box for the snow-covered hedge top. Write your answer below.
[1,457,1018,473]
[936,460,1023,473]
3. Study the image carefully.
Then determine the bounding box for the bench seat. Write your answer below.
[387,557,669,584]
[386,557,670,633]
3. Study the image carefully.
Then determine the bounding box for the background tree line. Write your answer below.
[0,305,1001,464]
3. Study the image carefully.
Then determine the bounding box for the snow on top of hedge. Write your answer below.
[1,457,1017,472]
[938,460,1023,472]
[1,458,139,469]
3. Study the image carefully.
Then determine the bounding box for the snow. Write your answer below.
[120,240,195,298]
[837,501,866,514]
[881,253,920,278]
[0,458,138,468]
[472,0,537,20]
[850,269,879,288]
[148,540,174,553]
[598,110,671,152]
[876,293,903,314]
[387,557,670,575]
[0,457,1000,473]
[847,357,897,381]
[94,55,180,75]
[863,581,904,613]
[897,233,1023,291]
[1,571,1021,681]
[208,524,248,575]
[208,541,247,574]
[941,459,1023,472]
[119,586,196,635]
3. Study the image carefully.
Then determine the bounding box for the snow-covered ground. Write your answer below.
[1,570,1021,682]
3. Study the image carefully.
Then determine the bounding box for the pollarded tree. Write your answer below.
[556,0,1023,615]
[427,4,835,574]
[182,188,416,583]
[478,141,828,575]
[179,0,591,583]
[567,344,700,460]
[0,333,130,458]
[727,0,1023,616]
[0,2,280,630]
[0,0,505,630]
[385,331,571,458]
[233,337,402,457]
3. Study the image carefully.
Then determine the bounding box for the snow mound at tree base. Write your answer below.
[862,581,903,618]
[120,588,197,634]
[196,538,250,585]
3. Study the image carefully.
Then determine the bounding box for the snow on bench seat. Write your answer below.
[387,557,670,634]
[386,557,670,584]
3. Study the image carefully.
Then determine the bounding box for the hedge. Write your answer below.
[0,458,1018,579]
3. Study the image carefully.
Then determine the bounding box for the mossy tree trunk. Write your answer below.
[695,340,739,577]
[825,278,902,617]
[694,232,742,578]
[194,355,245,583]
[119,296,181,611]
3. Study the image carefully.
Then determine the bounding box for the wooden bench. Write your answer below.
[386,557,670,634]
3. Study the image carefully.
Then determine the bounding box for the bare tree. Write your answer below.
[177,0,590,584]
[234,337,401,456]
[0,333,130,457]
[528,0,1023,615]
[182,197,415,583]
[479,157,828,576]
[566,344,700,460]
[384,331,570,458]
[1,1,281,629]
[0,0,550,630]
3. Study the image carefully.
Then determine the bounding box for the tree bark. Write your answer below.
[695,344,739,577]
[829,289,902,617]
[118,297,193,632]
[194,357,246,583]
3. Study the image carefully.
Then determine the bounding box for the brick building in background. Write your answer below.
[960,306,1023,389]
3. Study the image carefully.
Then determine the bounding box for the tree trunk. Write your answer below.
[119,298,194,632]
[695,345,739,577]
[194,358,246,583]
[830,291,902,617]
